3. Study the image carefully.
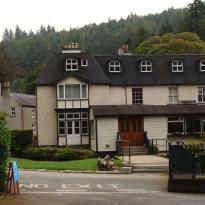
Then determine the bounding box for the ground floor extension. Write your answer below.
[38,104,205,153]
[90,104,205,152]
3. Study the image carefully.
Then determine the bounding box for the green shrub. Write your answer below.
[23,147,96,161]
[0,112,10,192]
[11,129,33,157]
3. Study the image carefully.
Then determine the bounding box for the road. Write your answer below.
[1,171,205,205]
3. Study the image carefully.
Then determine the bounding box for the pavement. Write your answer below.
[1,171,205,205]
[118,155,168,165]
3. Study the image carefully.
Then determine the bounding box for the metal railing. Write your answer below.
[145,138,169,153]
[116,140,131,163]
[169,143,205,179]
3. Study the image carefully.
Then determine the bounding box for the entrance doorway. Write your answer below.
[118,117,144,146]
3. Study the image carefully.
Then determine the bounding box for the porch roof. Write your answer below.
[91,104,205,117]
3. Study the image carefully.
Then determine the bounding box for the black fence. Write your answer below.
[145,138,169,153]
[169,144,205,179]
[116,140,131,163]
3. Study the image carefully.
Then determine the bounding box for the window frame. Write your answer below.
[198,87,205,103]
[168,116,184,134]
[171,60,183,72]
[11,106,16,117]
[57,84,88,100]
[168,87,179,104]
[140,60,152,72]
[132,88,143,104]
[108,60,121,73]
[65,58,78,71]
[200,60,205,72]
[81,59,88,67]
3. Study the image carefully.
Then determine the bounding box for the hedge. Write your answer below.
[0,112,10,192]
[10,129,33,157]
[23,147,96,161]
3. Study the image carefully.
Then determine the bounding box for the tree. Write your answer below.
[0,112,10,192]
[182,0,205,40]
[136,32,205,54]
[159,21,173,36]
[0,44,19,82]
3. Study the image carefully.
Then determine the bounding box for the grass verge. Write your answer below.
[8,157,122,171]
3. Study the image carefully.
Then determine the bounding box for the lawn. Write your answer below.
[8,157,122,171]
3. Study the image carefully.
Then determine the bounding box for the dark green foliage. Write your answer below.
[10,129,33,157]
[23,147,96,161]
[0,112,10,192]
[181,0,205,40]
[136,32,205,54]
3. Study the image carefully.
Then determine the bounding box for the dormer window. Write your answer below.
[81,59,88,67]
[140,60,152,72]
[109,60,121,72]
[172,60,183,72]
[200,60,205,72]
[65,58,78,71]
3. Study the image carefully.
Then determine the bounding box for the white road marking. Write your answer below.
[109,184,118,189]
[56,189,86,192]
[77,184,91,189]
[21,191,161,194]
[97,184,103,189]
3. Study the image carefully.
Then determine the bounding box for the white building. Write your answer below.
[36,43,205,153]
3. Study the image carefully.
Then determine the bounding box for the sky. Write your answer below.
[0,0,193,38]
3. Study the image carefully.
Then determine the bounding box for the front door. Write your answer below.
[118,117,144,146]
[67,120,81,145]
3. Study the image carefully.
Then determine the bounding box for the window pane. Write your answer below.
[168,122,183,133]
[58,85,64,98]
[186,117,201,133]
[65,85,80,99]
[59,128,65,135]
[58,113,65,119]
[82,85,87,98]
[59,121,65,127]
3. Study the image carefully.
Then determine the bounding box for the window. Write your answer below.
[168,117,184,134]
[82,120,88,134]
[58,113,65,120]
[66,113,80,120]
[168,87,178,104]
[65,58,78,71]
[32,123,36,135]
[58,121,66,135]
[81,85,87,99]
[109,60,121,72]
[172,60,183,72]
[198,87,205,103]
[81,112,88,119]
[185,116,201,133]
[81,59,88,67]
[200,60,205,72]
[11,107,16,116]
[202,117,205,132]
[58,84,87,99]
[132,88,143,104]
[140,60,152,72]
[65,85,80,99]
[32,109,35,118]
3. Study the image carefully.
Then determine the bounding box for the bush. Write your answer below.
[0,112,10,192]
[23,147,96,161]
[11,129,33,157]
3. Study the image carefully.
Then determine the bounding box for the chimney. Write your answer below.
[118,45,131,55]
[62,43,81,53]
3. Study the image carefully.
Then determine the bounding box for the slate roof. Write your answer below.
[10,92,36,107]
[36,53,205,86]
[95,54,205,86]
[36,53,111,85]
[91,104,205,117]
